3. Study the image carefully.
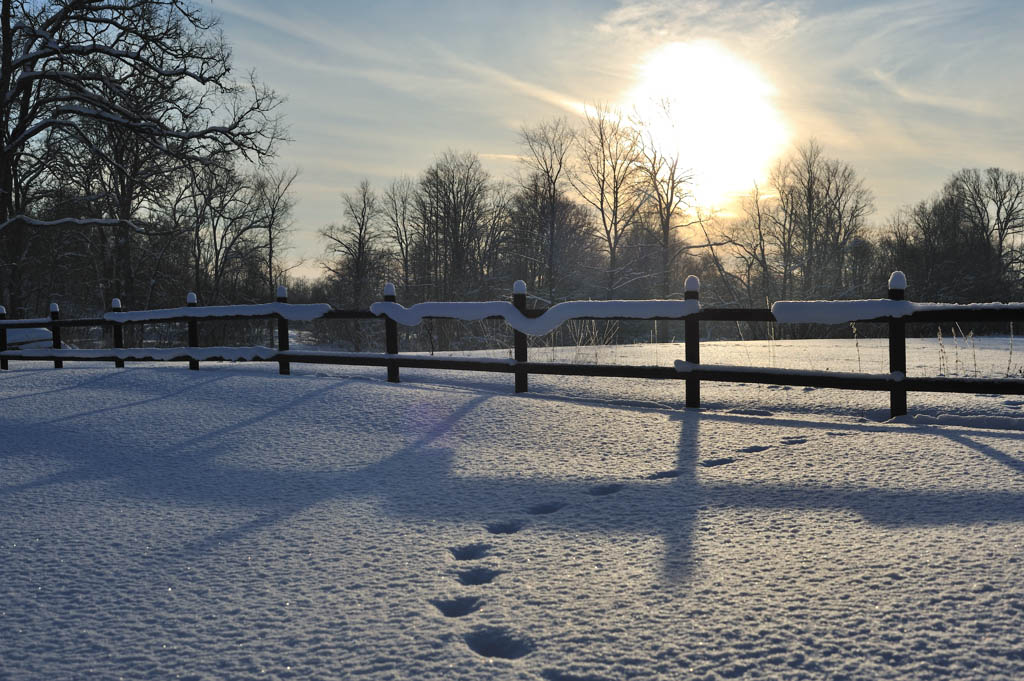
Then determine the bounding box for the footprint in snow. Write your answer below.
[485,519,526,535]
[1004,400,1024,408]
[430,596,483,618]
[646,469,680,480]
[700,457,736,467]
[781,436,808,445]
[456,567,502,586]
[449,543,491,561]
[527,501,567,515]
[587,483,624,496]
[738,445,770,453]
[464,626,534,659]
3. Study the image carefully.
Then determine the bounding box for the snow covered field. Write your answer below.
[2,339,1023,680]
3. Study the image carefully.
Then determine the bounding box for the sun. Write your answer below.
[625,41,790,210]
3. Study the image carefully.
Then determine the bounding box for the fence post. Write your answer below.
[276,286,290,375]
[50,303,63,369]
[0,305,7,371]
[187,292,199,371]
[512,280,529,393]
[684,275,700,408]
[383,283,399,383]
[888,271,907,417]
[111,298,125,368]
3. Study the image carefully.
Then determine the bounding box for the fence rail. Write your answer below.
[3,274,1024,418]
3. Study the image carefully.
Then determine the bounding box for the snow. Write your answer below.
[512,280,527,295]
[889,270,907,290]
[111,297,122,311]
[382,282,396,298]
[371,299,701,336]
[186,292,198,304]
[2,338,1024,680]
[771,299,1024,324]
[4,346,280,362]
[104,302,333,324]
[3,327,52,348]
[684,274,700,292]
[48,302,59,313]
[276,285,288,300]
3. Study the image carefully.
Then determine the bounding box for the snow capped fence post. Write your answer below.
[276,286,290,375]
[187,292,199,371]
[684,276,700,408]
[383,283,400,383]
[0,305,7,371]
[512,281,529,393]
[888,272,908,417]
[50,303,63,369]
[111,299,125,368]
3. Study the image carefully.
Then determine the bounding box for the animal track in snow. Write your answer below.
[781,436,808,445]
[430,596,483,618]
[463,626,535,659]
[646,469,680,480]
[485,519,525,535]
[587,483,624,496]
[1005,400,1024,407]
[700,457,736,467]
[738,445,770,453]
[527,501,567,515]
[456,567,502,586]
[449,543,491,561]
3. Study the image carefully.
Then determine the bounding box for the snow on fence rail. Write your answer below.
[3,273,1024,418]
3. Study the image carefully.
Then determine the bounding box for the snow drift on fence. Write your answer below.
[103,302,332,323]
[772,299,1024,324]
[370,299,700,336]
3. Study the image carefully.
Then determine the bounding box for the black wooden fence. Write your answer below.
[2,276,1024,418]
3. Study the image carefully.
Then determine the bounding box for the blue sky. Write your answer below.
[213,0,1024,277]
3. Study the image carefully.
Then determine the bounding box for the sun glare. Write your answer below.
[625,41,789,210]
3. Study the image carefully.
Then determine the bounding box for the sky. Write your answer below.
[211,0,1024,280]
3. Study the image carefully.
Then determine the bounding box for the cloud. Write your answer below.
[427,42,585,116]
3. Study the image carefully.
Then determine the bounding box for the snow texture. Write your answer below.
[104,302,333,324]
[889,270,907,290]
[684,274,700,292]
[2,339,1024,680]
[512,280,527,295]
[771,299,1024,324]
[382,282,396,297]
[371,299,701,336]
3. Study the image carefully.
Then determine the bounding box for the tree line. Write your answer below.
[317,114,1024,345]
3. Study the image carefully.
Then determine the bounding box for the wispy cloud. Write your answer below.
[427,42,585,116]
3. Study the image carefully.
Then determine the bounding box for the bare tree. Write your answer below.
[569,105,646,297]
[519,117,573,301]
[634,106,697,299]
[769,140,873,299]
[382,176,416,297]
[0,0,284,312]
[321,179,385,312]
